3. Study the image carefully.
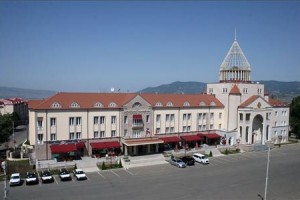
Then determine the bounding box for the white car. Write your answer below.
[192,153,209,164]
[26,172,39,185]
[73,169,87,180]
[9,173,21,186]
[41,170,54,183]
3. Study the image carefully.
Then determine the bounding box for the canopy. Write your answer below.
[181,135,203,142]
[160,136,181,143]
[206,133,221,139]
[90,141,121,149]
[133,115,142,120]
[50,143,77,154]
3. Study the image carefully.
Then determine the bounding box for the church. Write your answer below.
[28,37,289,160]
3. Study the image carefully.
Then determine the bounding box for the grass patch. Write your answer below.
[6,160,34,178]
[97,161,123,170]
[221,148,240,155]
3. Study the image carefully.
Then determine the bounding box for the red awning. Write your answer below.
[76,141,85,148]
[181,135,203,142]
[90,141,121,149]
[160,136,181,143]
[206,133,221,139]
[197,133,205,138]
[50,143,77,154]
[133,115,142,120]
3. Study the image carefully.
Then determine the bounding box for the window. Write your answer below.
[133,130,142,138]
[76,132,81,139]
[124,116,128,124]
[275,111,278,116]
[183,101,190,107]
[100,116,105,124]
[203,113,207,120]
[94,102,103,108]
[203,125,206,130]
[100,131,105,138]
[183,114,187,121]
[50,133,56,141]
[51,102,61,108]
[37,134,43,144]
[187,114,191,120]
[165,127,170,133]
[246,127,249,143]
[94,131,99,138]
[166,101,173,107]
[70,102,80,108]
[156,114,161,122]
[109,102,117,107]
[69,117,74,126]
[210,124,213,129]
[210,102,216,106]
[69,132,75,140]
[209,88,213,94]
[275,121,277,126]
[133,102,142,108]
[199,101,206,106]
[124,129,128,137]
[166,114,170,121]
[156,128,160,134]
[246,113,250,121]
[155,102,162,107]
[223,88,228,93]
[210,113,214,119]
[146,115,150,123]
[111,130,116,137]
[94,116,99,124]
[171,114,175,121]
[258,88,262,94]
[219,112,222,119]
[37,118,43,128]
[198,125,202,130]
[170,127,174,133]
[76,117,81,125]
[219,124,222,129]
[243,88,248,94]
[198,113,202,120]
[111,116,116,124]
[50,118,56,126]
[187,126,191,132]
[240,113,243,121]
[183,126,187,132]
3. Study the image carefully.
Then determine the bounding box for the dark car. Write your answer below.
[41,170,54,183]
[59,168,72,181]
[181,156,195,166]
[26,172,39,185]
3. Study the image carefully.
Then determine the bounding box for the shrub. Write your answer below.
[101,161,106,170]
[225,149,229,155]
[119,160,123,168]
[209,151,213,157]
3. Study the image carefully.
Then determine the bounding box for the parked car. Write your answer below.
[181,156,195,166]
[170,157,187,168]
[192,153,209,164]
[41,170,54,183]
[59,168,72,181]
[9,173,21,186]
[26,172,39,185]
[73,169,87,180]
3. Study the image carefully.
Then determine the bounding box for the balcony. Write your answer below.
[132,123,144,129]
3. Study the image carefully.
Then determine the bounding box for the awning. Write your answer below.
[124,138,163,146]
[197,133,205,138]
[181,135,203,142]
[50,143,77,154]
[76,141,85,148]
[206,133,221,139]
[160,136,181,143]
[133,114,142,120]
[90,141,121,149]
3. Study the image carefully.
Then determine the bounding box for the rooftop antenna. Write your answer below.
[234,28,237,41]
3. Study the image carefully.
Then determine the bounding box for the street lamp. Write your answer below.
[264,138,275,200]
[1,161,7,200]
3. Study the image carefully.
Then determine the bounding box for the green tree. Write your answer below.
[290,96,300,138]
[0,113,14,143]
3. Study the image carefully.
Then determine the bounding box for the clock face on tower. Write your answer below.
[257,102,261,108]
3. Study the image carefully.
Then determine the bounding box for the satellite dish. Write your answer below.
[110,88,115,92]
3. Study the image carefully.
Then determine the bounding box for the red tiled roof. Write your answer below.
[28,92,224,110]
[239,95,260,108]
[90,141,121,149]
[140,93,224,108]
[229,84,241,95]
[268,98,288,107]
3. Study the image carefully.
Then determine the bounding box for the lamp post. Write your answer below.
[264,139,274,200]
[1,161,7,200]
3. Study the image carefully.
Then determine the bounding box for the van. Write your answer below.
[192,153,209,164]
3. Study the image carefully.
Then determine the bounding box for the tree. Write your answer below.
[0,113,14,143]
[290,96,300,138]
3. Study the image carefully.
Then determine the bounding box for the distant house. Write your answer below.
[0,98,28,123]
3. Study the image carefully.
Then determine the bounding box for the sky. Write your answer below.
[0,1,300,92]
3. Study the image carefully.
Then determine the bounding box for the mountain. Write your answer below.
[139,80,300,103]
[0,87,56,100]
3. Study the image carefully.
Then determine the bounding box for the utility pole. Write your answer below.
[1,161,7,200]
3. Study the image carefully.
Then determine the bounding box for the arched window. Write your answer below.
[210,101,216,106]
[94,102,103,108]
[133,102,142,108]
[70,102,80,108]
[155,102,162,107]
[109,102,117,107]
[183,101,190,107]
[166,101,173,107]
[199,101,206,106]
[51,102,61,108]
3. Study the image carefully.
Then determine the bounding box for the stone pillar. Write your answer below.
[20,151,24,159]
[124,145,128,156]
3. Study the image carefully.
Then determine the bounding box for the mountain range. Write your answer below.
[1,80,300,103]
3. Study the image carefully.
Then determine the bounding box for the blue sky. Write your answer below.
[0,1,299,92]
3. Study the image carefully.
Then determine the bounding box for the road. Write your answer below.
[1,143,300,200]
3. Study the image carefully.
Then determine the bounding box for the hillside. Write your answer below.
[139,80,300,103]
[0,86,56,100]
